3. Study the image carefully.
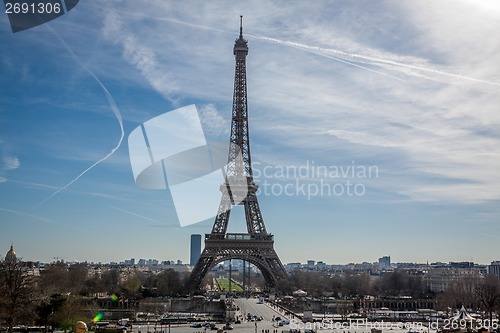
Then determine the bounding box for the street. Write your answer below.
[129,298,292,333]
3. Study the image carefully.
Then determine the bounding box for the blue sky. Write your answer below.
[1,1,499,265]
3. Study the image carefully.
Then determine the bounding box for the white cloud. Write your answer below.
[102,11,179,103]
[198,104,229,138]
[68,1,500,204]
[2,155,20,171]
[0,152,20,182]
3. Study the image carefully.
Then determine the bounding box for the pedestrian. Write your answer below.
[75,322,87,333]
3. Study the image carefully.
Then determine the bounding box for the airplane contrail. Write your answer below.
[109,205,168,226]
[110,205,181,228]
[287,42,405,81]
[247,33,500,87]
[32,29,124,210]
[151,15,498,87]
[0,207,86,231]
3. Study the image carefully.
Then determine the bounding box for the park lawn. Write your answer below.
[216,278,243,292]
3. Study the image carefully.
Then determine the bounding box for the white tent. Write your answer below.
[292,289,308,297]
[451,306,474,321]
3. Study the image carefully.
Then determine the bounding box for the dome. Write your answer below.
[5,244,17,262]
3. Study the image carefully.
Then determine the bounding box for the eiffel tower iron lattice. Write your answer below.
[186,17,287,291]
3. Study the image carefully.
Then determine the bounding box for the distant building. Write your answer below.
[146,259,158,266]
[355,262,375,271]
[378,256,391,270]
[489,261,500,279]
[424,264,482,292]
[307,260,315,268]
[138,259,146,266]
[317,261,326,269]
[190,234,202,266]
[124,258,135,265]
[284,262,301,272]
[449,261,474,268]
[5,244,17,262]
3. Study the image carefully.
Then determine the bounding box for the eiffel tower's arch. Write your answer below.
[187,233,286,291]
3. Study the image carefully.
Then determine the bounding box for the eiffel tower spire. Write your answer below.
[186,17,287,291]
[210,16,267,236]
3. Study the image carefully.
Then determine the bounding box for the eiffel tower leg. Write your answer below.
[186,237,287,292]
[186,248,215,292]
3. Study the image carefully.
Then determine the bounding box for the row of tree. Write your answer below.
[0,258,188,331]
[276,269,430,298]
[276,269,500,319]
[1,258,500,330]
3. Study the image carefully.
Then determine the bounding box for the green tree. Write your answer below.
[48,295,89,332]
[124,271,143,297]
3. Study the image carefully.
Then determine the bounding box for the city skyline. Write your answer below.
[1,2,500,264]
[1,242,498,267]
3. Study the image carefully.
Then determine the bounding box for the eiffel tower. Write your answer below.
[186,17,287,291]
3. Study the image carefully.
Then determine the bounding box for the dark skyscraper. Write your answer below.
[190,234,201,266]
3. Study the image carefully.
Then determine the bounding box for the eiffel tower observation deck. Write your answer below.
[186,17,287,292]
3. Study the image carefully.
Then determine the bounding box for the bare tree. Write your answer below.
[476,274,500,323]
[0,257,37,332]
[67,263,89,293]
[156,269,182,296]
[341,273,371,297]
[39,262,69,295]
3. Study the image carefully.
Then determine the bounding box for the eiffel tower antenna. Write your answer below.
[239,15,243,38]
[186,17,287,292]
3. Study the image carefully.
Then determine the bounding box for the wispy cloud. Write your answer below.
[0,148,20,182]
[198,104,229,138]
[2,154,20,171]
[95,2,500,205]
[102,11,179,104]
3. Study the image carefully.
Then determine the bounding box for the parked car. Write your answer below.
[280,319,290,325]
[190,323,202,328]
